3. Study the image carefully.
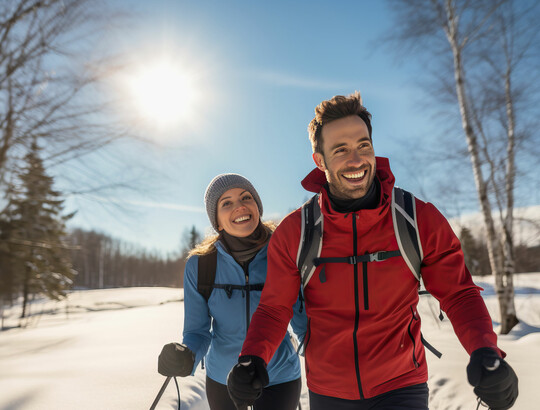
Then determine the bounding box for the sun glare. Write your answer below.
[128,60,198,129]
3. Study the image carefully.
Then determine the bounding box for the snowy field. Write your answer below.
[1,274,539,410]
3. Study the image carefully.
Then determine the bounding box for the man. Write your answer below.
[227,93,518,409]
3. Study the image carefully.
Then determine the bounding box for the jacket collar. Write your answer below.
[214,240,268,260]
[301,156,395,199]
[301,157,396,226]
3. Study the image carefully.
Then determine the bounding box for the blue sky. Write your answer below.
[60,0,509,255]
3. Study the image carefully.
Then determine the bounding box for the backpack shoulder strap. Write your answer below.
[297,188,424,287]
[296,194,323,288]
[392,187,444,357]
[391,187,423,283]
[197,248,218,302]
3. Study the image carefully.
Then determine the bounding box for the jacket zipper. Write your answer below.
[362,258,369,310]
[352,214,365,399]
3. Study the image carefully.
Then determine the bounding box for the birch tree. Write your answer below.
[386,0,540,333]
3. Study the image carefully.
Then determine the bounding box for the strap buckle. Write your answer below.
[347,256,357,264]
[369,252,384,262]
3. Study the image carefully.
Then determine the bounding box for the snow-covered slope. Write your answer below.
[449,205,540,247]
[1,275,539,410]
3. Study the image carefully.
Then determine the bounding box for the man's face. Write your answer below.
[313,115,376,200]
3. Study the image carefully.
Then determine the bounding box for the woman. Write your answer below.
[158,173,305,410]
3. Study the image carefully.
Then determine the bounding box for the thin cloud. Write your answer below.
[83,195,205,213]
[133,200,206,213]
[254,69,356,91]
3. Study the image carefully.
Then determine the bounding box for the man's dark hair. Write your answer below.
[308,92,372,154]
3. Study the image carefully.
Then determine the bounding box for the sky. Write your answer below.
[56,0,539,255]
[1,273,539,409]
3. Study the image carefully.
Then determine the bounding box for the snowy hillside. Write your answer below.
[449,205,540,247]
[1,275,539,410]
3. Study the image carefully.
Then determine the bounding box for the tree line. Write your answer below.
[459,227,540,276]
[0,140,195,322]
[68,228,187,290]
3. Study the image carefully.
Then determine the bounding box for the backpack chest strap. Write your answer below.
[313,250,401,266]
[211,283,264,298]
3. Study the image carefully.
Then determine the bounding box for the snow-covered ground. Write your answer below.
[1,274,539,410]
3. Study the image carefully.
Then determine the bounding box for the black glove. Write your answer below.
[227,355,269,409]
[467,347,518,409]
[158,342,195,377]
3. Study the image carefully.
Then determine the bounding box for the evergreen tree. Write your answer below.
[188,226,202,251]
[5,142,75,319]
[0,212,17,319]
[459,226,487,276]
[180,225,202,258]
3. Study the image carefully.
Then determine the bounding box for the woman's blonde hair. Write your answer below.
[188,220,276,258]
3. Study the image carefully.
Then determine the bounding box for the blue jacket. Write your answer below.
[182,241,306,385]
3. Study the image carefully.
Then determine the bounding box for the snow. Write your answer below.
[1,275,539,410]
[449,205,540,247]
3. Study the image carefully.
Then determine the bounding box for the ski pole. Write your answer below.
[149,376,172,410]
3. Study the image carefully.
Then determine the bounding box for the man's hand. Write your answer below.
[227,356,269,409]
[158,343,195,377]
[467,347,518,409]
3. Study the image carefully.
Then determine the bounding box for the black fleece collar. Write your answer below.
[325,178,381,213]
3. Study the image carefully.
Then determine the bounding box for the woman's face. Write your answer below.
[216,188,260,237]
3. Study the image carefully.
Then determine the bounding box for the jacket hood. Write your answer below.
[301,156,395,196]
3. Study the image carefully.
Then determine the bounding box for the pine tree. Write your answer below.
[459,227,480,276]
[459,226,490,276]
[0,212,17,328]
[180,225,202,259]
[6,141,75,319]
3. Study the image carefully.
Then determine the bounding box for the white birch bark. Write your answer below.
[442,0,517,333]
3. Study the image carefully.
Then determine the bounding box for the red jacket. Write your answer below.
[241,157,502,400]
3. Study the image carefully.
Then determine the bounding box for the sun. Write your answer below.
[127,60,198,129]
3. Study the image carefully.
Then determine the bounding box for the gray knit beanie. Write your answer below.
[204,173,263,232]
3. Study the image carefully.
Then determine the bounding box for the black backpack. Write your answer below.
[296,186,442,358]
[196,248,264,301]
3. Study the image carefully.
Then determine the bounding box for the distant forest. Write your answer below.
[71,225,540,291]
[68,226,202,290]
[457,227,539,276]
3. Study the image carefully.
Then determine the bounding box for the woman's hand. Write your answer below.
[158,343,195,377]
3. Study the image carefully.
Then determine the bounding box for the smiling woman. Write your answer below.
[126,59,199,129]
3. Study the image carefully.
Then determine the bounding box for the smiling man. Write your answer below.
[227,92,518,410]
[311,105,375,202]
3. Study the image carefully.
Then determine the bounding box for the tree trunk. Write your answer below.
[445,2,511,331]
[0,295,4,330]
[20,267,30,320]
[498,68,519,333]
[99,244,104,289]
